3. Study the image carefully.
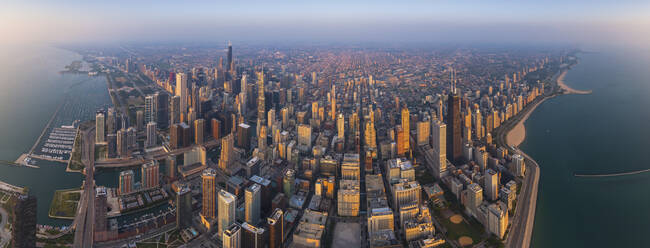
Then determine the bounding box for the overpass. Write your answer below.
[73,128,96,248]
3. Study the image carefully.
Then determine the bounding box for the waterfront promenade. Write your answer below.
[495,94,544,248]
[498,65,590,248]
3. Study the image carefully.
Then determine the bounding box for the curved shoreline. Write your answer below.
[506,69,592,148]
[503,65,591,248]
[556,70,592,94]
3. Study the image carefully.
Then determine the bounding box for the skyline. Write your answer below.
[2,0,650,48]
[2,2,650,248]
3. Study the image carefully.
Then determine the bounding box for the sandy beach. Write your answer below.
[557,70,592,94]
[506,99,543,147]
[506,69,591,147]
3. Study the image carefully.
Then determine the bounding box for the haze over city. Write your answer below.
[1,1,649,248]
[2,0,650,47]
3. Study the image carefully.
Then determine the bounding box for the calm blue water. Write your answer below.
[0,45,110,226]
[523,50,650,247]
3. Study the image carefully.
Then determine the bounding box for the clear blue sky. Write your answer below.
[2,0,649,46]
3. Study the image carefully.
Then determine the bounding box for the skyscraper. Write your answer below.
[283,169,296,196]
[416,120,430,146]
[297,124,311,147]
[119,170,134,195]
[241,222,265,248]
[94,187,108,241]
[447,82,462,163]
[136,110,144,131]
[195,118,205,145]
[267,208,284,248]
[212,118,221,140]
[240,74,247,114]
[227,41,233,71]
[156,92,170,129]
[176,72,188,117]
[245,183,261,224]
[96,111,105,143]
[218,189,237,237]
[176,183,192,229]
[257,71,265,122]
[396,125,407,156]
[106,108,116,135]
[202,168,217,219]
[146,122,157,147]
[117,128,128,158]
[12,194,37,248]
[219,134,234,171]
[141,160,159,189]
[485,169,498,201]
[223,223,241,248]
[258,125,267,153]
[145,94,156,124]
[432,119,447,178]
[337,113,345,140]
[401,107,410,152]
[171,95,181,124]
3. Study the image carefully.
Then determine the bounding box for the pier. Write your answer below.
[29,95,66,155]
[574,168,650,178]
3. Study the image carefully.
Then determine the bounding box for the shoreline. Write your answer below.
[556,70,592,95]
[503,64,590,248]
[505,68,591,148]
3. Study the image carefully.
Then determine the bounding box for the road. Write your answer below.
[95,223,177,248]
[95,138,219,169]
[492,93,548,248]
[73,127,96,248]
[0,207,9,248]
[504,148,539,248]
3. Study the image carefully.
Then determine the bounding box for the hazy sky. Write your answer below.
[2,0,649,47]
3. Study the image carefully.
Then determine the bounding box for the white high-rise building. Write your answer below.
[145,95,156,124]
[218,190,237,237]
[96,112,105,143]
[511,154,526,177]
[245,184,261,224]
[488,203,508,239]
[176,72,188,116]
[431,119,447,178]
[467,183,483,210]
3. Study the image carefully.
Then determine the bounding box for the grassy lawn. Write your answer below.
[431,183,486,247]
[67,131,84,172]
[435,208,484,246]
[38,233,74,247]
[48,189,81,219]
[1,194,17,225]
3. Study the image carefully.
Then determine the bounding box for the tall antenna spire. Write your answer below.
[450,67,456,94]
[454,69,458,95]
